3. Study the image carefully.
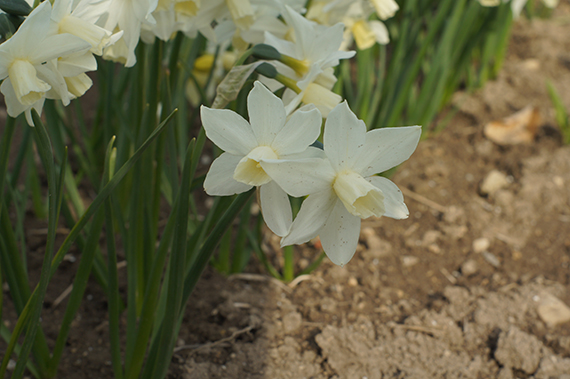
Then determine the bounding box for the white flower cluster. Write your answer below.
[0,0,121,125]
[202,82,421,266]
[0,0,418,265]
[196,2,419,266]
[0,0,400,124]
[306,0,399,49]
[477,0,558,17]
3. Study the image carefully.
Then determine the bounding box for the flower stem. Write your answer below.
[283,245,295,282]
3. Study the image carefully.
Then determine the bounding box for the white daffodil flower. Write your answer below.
[306,0,396,49]
[201,81,322,237]
[260,101,421,266]
[187,0,304,46]
[102,0,159,67]
[50,0,121,55]
[263,6,353,115]
[265,5,355,77]
[370,0,399,20]
[510,0,558,17]
[340,2,390,50]
[0,1,91,124]
[140,0,201,42]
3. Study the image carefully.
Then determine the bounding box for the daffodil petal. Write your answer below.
[282,146,326,160]
[369,20,390,45]
[1,78,33,119]
[204,152,252,196]
[282,5,315,59]
[33,34,91,65]
[248,81,286,146]
[281,189,337,246]
[264,31,296,59]
[260,181,292,237]
[354,125,421,177]
[272,107,322,155]
[201,106,258,156]
[320,200,361,266]
[260,157,335,198]
[14,2,52,56]
[312,24,354,67]
[367,176,409,219]
[324,101,366,171]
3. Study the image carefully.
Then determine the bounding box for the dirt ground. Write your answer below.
[3,4,570,379]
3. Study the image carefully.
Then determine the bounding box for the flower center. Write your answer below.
[65,74,93,98]
[59,15,110,55]
[351,20,376,50]
[175,1,200,17]
[301,82,342,118]
[333,171,385,219]
[234,146,279,186]
[225,0,254,30]
[8,60,51,106]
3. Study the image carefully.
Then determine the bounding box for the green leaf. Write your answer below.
[0,0,31,16]
[0,13,15,39]
[546,81,570,144]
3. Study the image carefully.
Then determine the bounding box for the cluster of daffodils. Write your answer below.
[195,3,420,266]
[0,0,399,124]
[0,0,418,265]
[306,0,399,49]
[0,0,122,124]
[203,82,420,266]
[478,0,558,17]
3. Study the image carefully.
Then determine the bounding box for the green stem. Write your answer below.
[282,245,295,282]
[0,116,16,221]
[11,111,58,378]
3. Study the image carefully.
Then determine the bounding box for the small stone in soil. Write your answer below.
[461,259,479,276]
[480,170,510,195]
[473,237,490,253]
[537,292,570,327]
[482,251,501,267]
[401,256,420,267]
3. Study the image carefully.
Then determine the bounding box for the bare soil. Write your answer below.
[3,4,570,379]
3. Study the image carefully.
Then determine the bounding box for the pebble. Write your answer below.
[444,206,465,224]
[422,230,441,246]
[480,170,510,195]
[473,237,490,253]
[482,251,501,267]
[401,256,420,267]
[348,277,358,287]
[537,293,570,327]
[428,244,441,254]
[522,59,540,70]
[461,259,479,276]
